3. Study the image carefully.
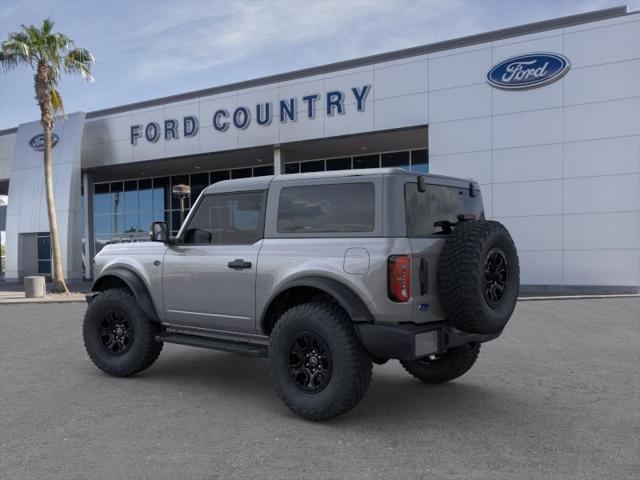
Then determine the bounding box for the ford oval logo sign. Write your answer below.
[487,53,570,90]
[29,133,59,151]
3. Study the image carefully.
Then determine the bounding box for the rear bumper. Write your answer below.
[354,322,500,361]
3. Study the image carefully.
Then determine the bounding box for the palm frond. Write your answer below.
[41,18,55,35]
[50,88,64,114]
[0,50,19,70]
[64,47,94,81]
[2,36,33,62]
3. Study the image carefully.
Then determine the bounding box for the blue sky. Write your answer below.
[0,0,633,130]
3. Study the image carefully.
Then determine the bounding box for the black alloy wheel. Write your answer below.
[99,309,134,355]
[288,332,332,393]
[484,247,508,307]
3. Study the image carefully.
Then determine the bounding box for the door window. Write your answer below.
[181,191,266,245]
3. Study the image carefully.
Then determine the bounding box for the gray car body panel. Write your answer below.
[93,168,483,336]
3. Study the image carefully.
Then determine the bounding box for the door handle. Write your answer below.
[228,259,252,270]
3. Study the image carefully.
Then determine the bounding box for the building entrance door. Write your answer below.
[36,232,51,276]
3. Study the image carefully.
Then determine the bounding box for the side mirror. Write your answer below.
[150,221,169,243]
[417,176,426,192]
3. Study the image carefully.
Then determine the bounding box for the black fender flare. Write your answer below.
[261,276,374,331]
[91,267,159,321]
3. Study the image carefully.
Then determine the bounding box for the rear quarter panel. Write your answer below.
[256,237,415,331]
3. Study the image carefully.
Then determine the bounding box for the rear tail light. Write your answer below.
[388,255,411,302]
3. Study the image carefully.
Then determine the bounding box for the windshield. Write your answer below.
[404,182,484,236]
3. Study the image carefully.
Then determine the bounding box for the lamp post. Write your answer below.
[172,184,191,227]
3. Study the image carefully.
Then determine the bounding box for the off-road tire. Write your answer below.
[83,287,163,377]
[268,302,373,421]
[438,220,519,334]
[401,343,480,384]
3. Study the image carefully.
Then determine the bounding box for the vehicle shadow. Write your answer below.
[131,347,534,426]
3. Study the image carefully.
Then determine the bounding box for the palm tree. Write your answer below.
[0,19,94,293]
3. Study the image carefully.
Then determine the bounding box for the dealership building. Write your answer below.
[0,6,638,292]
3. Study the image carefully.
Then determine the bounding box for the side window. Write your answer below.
[277,182,375,234]
[182,191,265,245]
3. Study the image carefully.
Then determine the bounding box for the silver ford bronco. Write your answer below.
[84,168,519,421]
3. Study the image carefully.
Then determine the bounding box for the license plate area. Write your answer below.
[414,330,440,358]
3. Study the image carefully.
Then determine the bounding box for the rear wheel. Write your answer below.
[400,343,480,384]
[83,288,163,377]
[268,302,372,421]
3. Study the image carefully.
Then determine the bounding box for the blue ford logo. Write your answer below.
[29,133,59,151]
[487,53,570,90]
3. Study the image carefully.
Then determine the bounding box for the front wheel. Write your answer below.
[268,302,372,421]
[83,288,163,377]
[400,343,480,384]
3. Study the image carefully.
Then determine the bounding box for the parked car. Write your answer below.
[83,168,519,420]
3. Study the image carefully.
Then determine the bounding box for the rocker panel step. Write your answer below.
[156,333,268,357]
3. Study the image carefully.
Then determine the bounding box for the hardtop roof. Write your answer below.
[202,168,474,195]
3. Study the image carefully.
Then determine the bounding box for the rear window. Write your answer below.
[405,182,483,236]
[277,183,375,233]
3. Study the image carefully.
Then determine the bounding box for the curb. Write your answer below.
[0,296,87,305]
[517,293,640,302]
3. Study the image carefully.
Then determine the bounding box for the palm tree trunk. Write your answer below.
[43,121,68,293]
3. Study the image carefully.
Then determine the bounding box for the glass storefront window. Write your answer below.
[94,215,111,236]
[124,180,138,213]
[411,149,428,173]
[124,212,139,234]
[139,179,153,213]
[153,177,170,212]
[326,157,351,171]
[140,212,154,235]
[353,154,380,169]
[211,170,230,183]
[190,172,209,203]
[153,210,169,223]
[112,210,124,234]
[285,163,300,174]
[381,151,410,170]
[231,168,252,179]
[110,182,123,218]
[94,183,110,215]
[300,160,325,173]
[253,165,274,177]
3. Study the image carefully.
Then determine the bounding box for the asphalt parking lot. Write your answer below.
[1,298,638,480]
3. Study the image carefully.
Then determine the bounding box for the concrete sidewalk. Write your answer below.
[0,279,90,304]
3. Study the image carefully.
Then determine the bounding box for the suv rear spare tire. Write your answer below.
[437,220,519,334]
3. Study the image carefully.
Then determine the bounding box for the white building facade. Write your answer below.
[0,6,638,292]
